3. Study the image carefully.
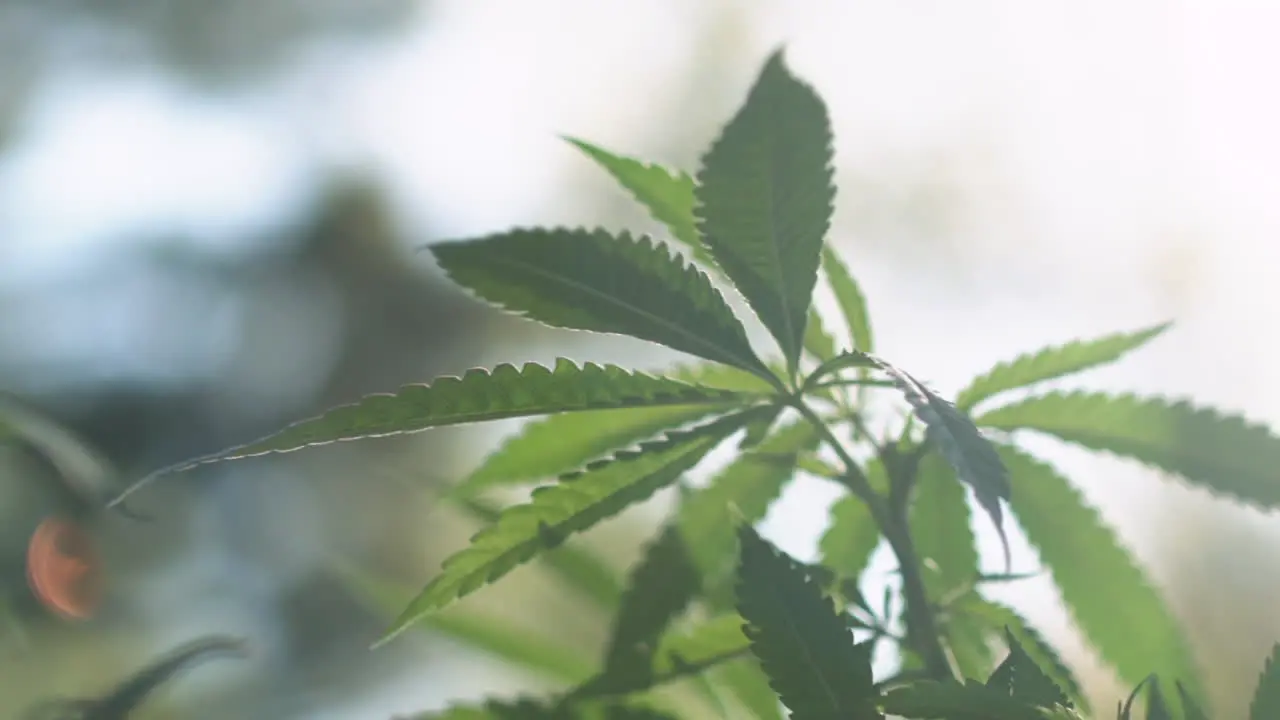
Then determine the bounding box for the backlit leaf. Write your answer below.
[961,598,1087,712]
[955,323,1169,412]
[379,411,757,645]
[979,391,1280,511]
[986,629,1072,709]
[821,246,873,353]
[910,449,979,599]
[803,308,837,362]
[735,526,883,720]
[695,49,835,373]
[432,228,772,378]
[993,444,1201,699]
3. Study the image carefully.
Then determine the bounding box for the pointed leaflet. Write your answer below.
[821,247,874,354]
[378,410,758,645]
[955,323,1169,412]
[803,308,838,362]
[678,420,820,586]
[979,391,1280,511]
[432,228,773,378]
[1176,682,1210,720]
[910,449,980,598]
[880,679,1068,719]
[986,630,1073,709]
[1145,679,1174,720]
[695,49,835,373]
[454,496,623,609]
[735,526,883,720]
[993,444,1202,698]
[1251,644,1280,720]
[860,351,1012,567]
[960,598,1087,712]
[601,524,701,679]
[456,405,729,496]
[564,138,711,267]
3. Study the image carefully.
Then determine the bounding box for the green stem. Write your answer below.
[789,398,953,681]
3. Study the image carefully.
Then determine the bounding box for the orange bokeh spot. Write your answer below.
[25,516,102,620]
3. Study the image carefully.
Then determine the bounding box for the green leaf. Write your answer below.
[735,525,883,720]
[881,680,1067,719]
[457,405,730,496]
[404,699,681,720]
[944,609,997,683]
[803,308,838,362]
[334,561,594,684]
[979,391,1280,512]
[695,49,835,374]
[1176,681,1210,720]
[452,496,623,610]
[993,444,1201,699]
[564,138,710,267]
[818,495,881,583]
[954,323,1169,412]
[910,449,979,598]
[1251,644,1280,720]
[713,659,785,720]
[821,246,873,353]
[131,360,753,481]
[961,598,1087,712]
[678,420,819,585]
[602,524,701,678]
[986,629,1072,709]
[379,411,756,645]
[866,352,1011,567]
[432,228,773,378]
[1145,678,1174,720]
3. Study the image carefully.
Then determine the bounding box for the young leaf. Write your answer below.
[602,524,701,678]
[735,525,883,720]
[695,49,835,374]
[564,138,710,267]
[880,679,1062,719]
[678,421,820,585]
[1251,644,1280,720]
[432,228,773,379]
[379,411,756,645]
[961,598,1087,712]
[865,352,1012,568]
[954,323,1170,412]
[453,496,623,610]
[121,360,753,490]
[978,391,1280,511]
[986,629,1073,709]
[993,444,1202,699]
[456,404,729,496]
[910,449,979,598]
[821,246,874,353]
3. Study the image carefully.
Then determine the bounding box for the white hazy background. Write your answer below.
[5,0,1280,716]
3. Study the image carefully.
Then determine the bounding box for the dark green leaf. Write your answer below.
[457,405,729,496]
[602,524,701,678]
[961,598,1087,712]
[955,323,1170,412]
[1145,678,1173,720]
[979,391,1280,512]
[379,411,756,645]
[910,449,979,598]
[695,49,835,373]
[679,420,819,585]
[564,138,710,266]
[993,444,1201,698]
[453,496,623,610]
[880,679,1063,719]
[821,246,873,353]
[735,525,883,720]
[986,629,1072,709]
[1176,681,1209,720]
[1251,644,1280,720]
[432,228,772,378]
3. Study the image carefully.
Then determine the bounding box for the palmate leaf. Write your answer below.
[1251,644,1280,720]
[735,526,883,720]
[961,598,1088,712]
[695,49,835,374]
[564,138,710,267]
[678,420,820,587]
[378,410,759,646]
[456,405,729,497]
[432,228,773,379]
[954,323,1170,412]
[979,391,1280,511]
[821,247,874,354]
[602,524,701,679]
[992,444,1202,699]
[986,630,1073,709]
[910,449,979,599]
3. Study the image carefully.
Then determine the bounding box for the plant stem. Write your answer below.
[790,398,953,681]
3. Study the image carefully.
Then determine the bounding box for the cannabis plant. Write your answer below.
[112,50,1280,719]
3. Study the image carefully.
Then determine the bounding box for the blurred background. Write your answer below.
[2,0,1280,717]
